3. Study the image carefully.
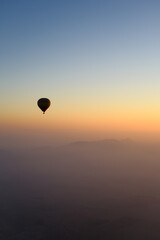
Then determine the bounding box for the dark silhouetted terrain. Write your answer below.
[1,139,160,239]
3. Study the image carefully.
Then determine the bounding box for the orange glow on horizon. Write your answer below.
[1,105,160,134]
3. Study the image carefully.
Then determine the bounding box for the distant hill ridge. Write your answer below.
[70,138,134,148]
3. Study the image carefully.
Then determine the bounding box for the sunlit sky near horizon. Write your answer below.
[1,0,160,147]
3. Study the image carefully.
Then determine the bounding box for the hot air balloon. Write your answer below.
[37,98,51,114]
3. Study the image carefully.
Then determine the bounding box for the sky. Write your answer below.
[1,0,160,147]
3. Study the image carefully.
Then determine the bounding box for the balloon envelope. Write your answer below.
[37,98,51,114]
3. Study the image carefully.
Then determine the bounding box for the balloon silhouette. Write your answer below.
[37,98,51,114]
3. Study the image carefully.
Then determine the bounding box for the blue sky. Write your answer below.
[1,0,160,89]
[1,0,160,138]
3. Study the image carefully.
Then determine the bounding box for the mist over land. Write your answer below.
[1,139,160,239]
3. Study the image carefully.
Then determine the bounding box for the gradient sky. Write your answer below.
[1,0,160,147]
